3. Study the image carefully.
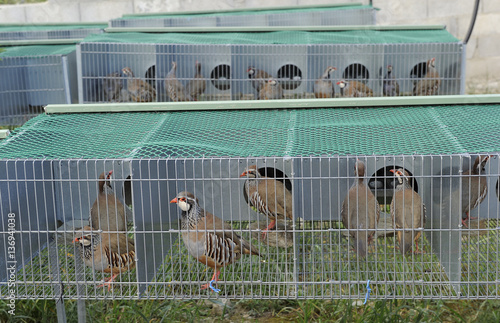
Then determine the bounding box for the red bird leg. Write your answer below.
[98,273,119,291]
[462,212,471,228]
[413,241,424,254]
[262,219,276,239]
[201,270,221,292]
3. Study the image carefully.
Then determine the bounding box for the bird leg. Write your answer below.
[200,270,221,292]
[461,211,477,228]
[262,219,276,239]
[98,273,119,291]
[413,241,425,254]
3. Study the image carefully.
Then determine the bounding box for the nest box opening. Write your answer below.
[410,61,428,81]
[343,63,369,82]
[210,64,231,90]
[123,175,132,207]
[368,166,417,207]
[496,178,500,202]
[277,64,302,90]
[145,65,156,89]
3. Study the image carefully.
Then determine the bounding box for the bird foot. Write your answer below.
[98,274,118,291]
[200,280,220,293]
[461,219,469,228]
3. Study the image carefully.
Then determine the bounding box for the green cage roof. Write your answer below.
[1,97,500,159]
[121,5,373,20]
[0,23,107,32]
[81,29,459,45]
[0,44,76,58]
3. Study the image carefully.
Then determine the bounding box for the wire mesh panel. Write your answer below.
[78,29,463,104]
[0,24,106,42]
[0,155,499,300]
[1,101,499,300]
[110,5,376,28]
[0,45,78,126]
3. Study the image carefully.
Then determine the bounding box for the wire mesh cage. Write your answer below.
[78,27,464,104]
[0,45,78,126]
[109,4,376,28]
[1,97,500,301]
[0,23,106,44]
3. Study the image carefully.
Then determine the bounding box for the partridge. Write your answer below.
[90,171,127,233]
[74,226,135,291]
[258,79,284,100]
[240,165,293,239]
[122,67,156,102]
[247,66,272,92]
[341,160,380,258]
[390,169,426,254]
[383,65,400,97]
[102,72,123,102]
[413,58,440,96]
[314,66,336,98]
[337,79,373,97]
[170,191,260,291]
[165,61,193,102]
[186,60,206,101]
[461,155,491,227]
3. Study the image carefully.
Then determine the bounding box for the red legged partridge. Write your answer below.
[122,67,156,102]
[165,61,193,102]
[337,79,373,97]
[170,191,260,292]
[413,58,440,96]
[259,79,284,100]
[314,66,336,98]
[390,169,426,254]
[74,226,135,291]
[186,60,206,101]
[240,165,293,239]
[90,171,127,233]
[247,66,272,92]
[341,160,380,258]
[462,155,491,227]
[102,72,123,102]
[383,65,400,97]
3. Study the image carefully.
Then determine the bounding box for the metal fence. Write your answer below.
[109,5,376,28]
[1,155,499,300]
[0,47,78,126]
[79,37,464,103]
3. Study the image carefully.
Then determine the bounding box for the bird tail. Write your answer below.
[397,230,413,255]
[242,239,261,257]
[354,235,368,259]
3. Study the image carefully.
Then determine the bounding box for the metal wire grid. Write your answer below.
[0,155,499,300]
[79,41,463,104]
[0,52,77,126]
[0,27,104,42]
[109,7,376,28]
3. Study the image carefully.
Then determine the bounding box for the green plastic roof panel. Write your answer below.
[1,97,499,159]
[81,29,459,46]
[0,44,76,58]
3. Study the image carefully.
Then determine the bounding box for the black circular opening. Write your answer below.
[342,63,369,82]
[123,175,132,207]
[277,64,302,90]
[496,178,500,202]
[145,65,156,89]
[368,166,417,206]
[410,62,428,82]
[243,166,292,206]
[210,64,231,90]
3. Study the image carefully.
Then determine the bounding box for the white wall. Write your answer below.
[0,0,498,93]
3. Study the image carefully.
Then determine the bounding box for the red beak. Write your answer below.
[239,171,248,177]
[73,237,80,243]
[389,169,396,174]
[170,198,178,204]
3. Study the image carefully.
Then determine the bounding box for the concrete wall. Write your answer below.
[0,0,498,93]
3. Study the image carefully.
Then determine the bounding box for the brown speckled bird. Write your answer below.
[186,60,206,101]
[102,72,123,102]
[383,65,400,97]
[240,165,293,239]
[413,58,440,96]
[314,66,336,98]
[337,79,373,97]
[90,171,127,233]
[390,169,426,254]
[165,61,193,102]
[341,160,380,258]
[74,226,135,291]
[247,66,272,92]
[462,155,491,227]
[122,67,156,102]
[259,79,283,100]
[170,191,260,291]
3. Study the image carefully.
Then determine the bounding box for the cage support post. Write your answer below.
[48,241,67,322]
